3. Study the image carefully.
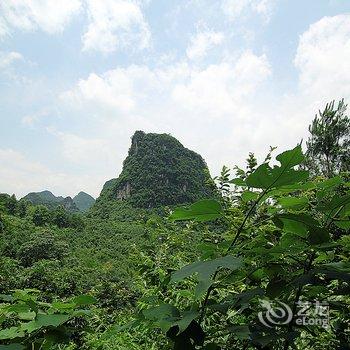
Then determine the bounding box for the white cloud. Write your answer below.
[82,0,151,53]
[0,148,102,198]
[21,109,50,126]
[186,30,224,60]
[222,0,275,23]
[48,128,115,166]
[0,51,23,68]
[0,0,82,35]
[62,52,271,120]
[60,51,272,181]
[173,52,271,117]
[294,14,350,101]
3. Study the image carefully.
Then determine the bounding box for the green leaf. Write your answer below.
[143,304,180,332]
[72,295,97,306]
[171,256,242,297]
[6,303,31,314]
[21,314,71,333]
[230,178,246,186]
[169,200,223,222]
[276,145,305,168]
[246,145,308,189]
[316,176,342,189]
[274,213,318,236]
[174,310,199,333]
[143,304,179,321]
[277,196,308,210]
[241,191,259,202]
[52,302,76,310]
[18,311,36,321]
[0,327,24,340]
[0,344,25,350]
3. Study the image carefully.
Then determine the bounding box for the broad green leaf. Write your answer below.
[143,304,180,332]
[6,304,31,314]
[171,256,242,297]
[21,314,71,333]
[72,295,97,306]
[274,213,318,236]
[230,178,246,186]
[316,176,342,189]
[246,145,308,189]
[169,200,223,222]
[0,327,24,340]
[173,310,199,333]
[277,196,308,210]
[18,311,36,320]
[241,191,259,202]
[245,164,272,189]
[52,302,76,310]
[276,145,305,168]
[0,344,25,350]
[143,304,179,320]
[72,309,92,317]
[232,288,264,308]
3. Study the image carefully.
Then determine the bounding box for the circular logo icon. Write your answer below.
[258,300,293,328]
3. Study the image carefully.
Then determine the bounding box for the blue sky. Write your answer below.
[1,0,350,198]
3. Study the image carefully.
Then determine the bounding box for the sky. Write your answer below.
[1,0,350,199]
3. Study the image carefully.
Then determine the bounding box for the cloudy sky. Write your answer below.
[1,0,350,198]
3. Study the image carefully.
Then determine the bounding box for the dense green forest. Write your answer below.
[0,100,349,349]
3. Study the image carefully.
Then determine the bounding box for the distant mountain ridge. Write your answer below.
[73,192,95,212]
[99,131,216,208]
[22,190,95,212]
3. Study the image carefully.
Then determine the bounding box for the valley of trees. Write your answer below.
[0,100,349,349]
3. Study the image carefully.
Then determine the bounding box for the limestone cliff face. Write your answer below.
[99,131,216,208]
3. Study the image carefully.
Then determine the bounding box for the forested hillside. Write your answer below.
[100,131,216,208]
[0,101,349,350]
[22,190,95,213]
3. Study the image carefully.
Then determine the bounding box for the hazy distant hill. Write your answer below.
[99,130,216,208]
[73,191,95,212]
[22,190,93,212]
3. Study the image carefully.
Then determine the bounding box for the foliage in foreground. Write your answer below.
[137,145,349,349]
[0,289,96,349]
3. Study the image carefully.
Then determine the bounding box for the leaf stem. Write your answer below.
[199,188,269,323]
[283,250,315,350]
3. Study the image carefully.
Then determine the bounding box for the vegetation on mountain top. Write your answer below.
[21,190,95,213]
[101,131,216,208]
